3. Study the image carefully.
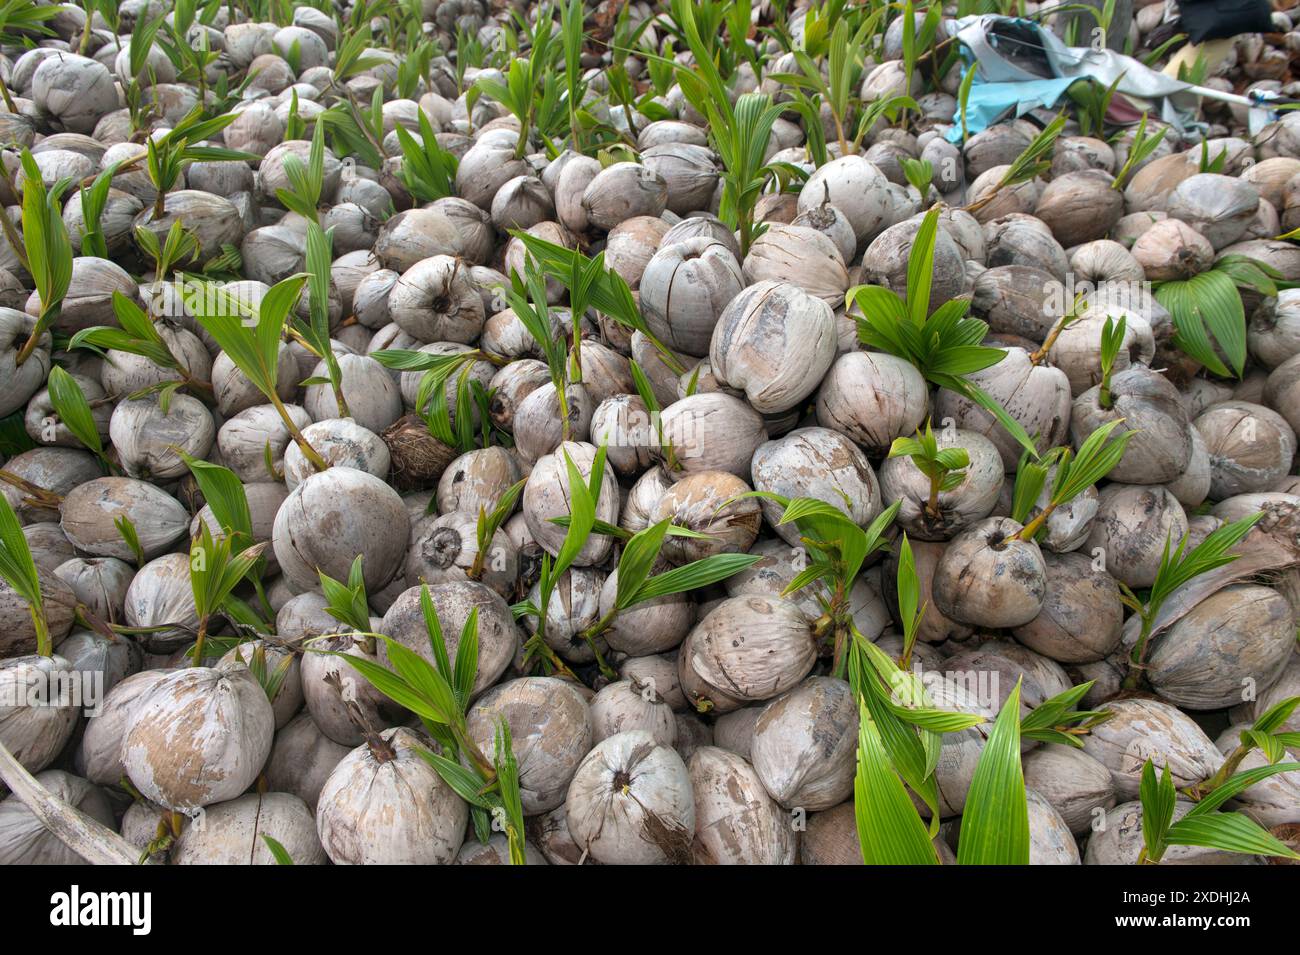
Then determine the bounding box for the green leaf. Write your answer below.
[179,452,252,541]
[853,704,940,865]
[1139,759,1176,861]
[634,553,763,602]
[452,607,480,710]
[1165,811,1300,860]
[261,834,294,865]
[1186,762,1300,816]
[616,519,671,609]
[45,367,102,455]
[957,679,1030,865]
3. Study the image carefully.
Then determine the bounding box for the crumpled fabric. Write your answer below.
[945,15,1202,141]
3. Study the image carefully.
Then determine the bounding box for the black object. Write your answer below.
[1177,0,1274,44]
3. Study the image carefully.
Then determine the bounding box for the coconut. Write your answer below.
[0,310,51,419]
[0,655,80,774]
[598,566,694,656]
[1214,725,1300,828]
[651,392,764,481]
[1025,788,1081,865]
[32,53,118,134]
[299,629,403,747]
[1194,401,1297,497]
[387,255,485,345]
[931,516,1047,628]
[912,675,1001,817]
[971,265,1061,342]
[639,238,744,357]
[934,348,1071,471]
[1048,307,1155,397]
[816,351,928,455]
[798,154,891,245]
[76,669,171,786]
[1012,551,1123,664]
[522,441,618,566]
[217,404,313,483]
[708,281,836,414]
[554,153,602,232]
[677,596,816,714]
[687,746,797,865]
[981,213,1069,280]
[455,139,529,210]
[264,712,352,810]
[0,551,77,656]
[791,202,858,263]
[620,465,674,536]
[862,215,965,312]
[1084,484,1188,590]
[749,427,881,546]
[1085,799,1259,864]
[217,640,303,730]
[1023,745,1117,835]
[273,467,410,592]
[749,676,856,812]
[60,477,189,560]
[0,771,114,864]
[581,162,668,230]
[372,208,463,273]
[589,679,677,747]
[466,677,593,815]
[1146,585,1294,710]
[437,446,522,516]
[880,427,1004,541]
[382,579,520,691]
[589,394,656,478]
[640,143,718,215]
[317,726,468,864]
[122,666,275,811]
[742,224,849,305]
[0,448,99,524]
[58,628,142,697]
[1081,697,1224,799]
[524,567,606,664]
[406,510,518,598]
[565,729,695,864]
[1032,169,1123,247]
[108,394,215,481]
[27,258,137,336]
[513,383,594,466]
[1071,366,1192,484]
[1131,217,1215,280]
[649,471,761,565]
[282,419,388,491]
[619,654,687,713]
[138,191,245,266]
[1070,239,1146,287]
[1164,173,1260,249]
[53,557,134,623]
[173,792,326,865]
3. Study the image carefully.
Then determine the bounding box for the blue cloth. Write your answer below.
[945,75,1077,142]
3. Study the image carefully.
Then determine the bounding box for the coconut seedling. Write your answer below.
[885,420,975,538]
[292,222,349,419]
[12,152,72,371]
[182,273,328,471]
[0,492,53,658]
[0,1,58,114]
[75,162,126,261]
[1136,758,1300,864]
[394,105,459,202]
[69,292,215,405]
[1188,696,1300,800]
[743,491,901,674]
[848,207,1038,460]
[963,114,1065,218]
[143,106,258,220]
[44,367,116,473]
[474,8,558,159]
[1120,512,1264,691]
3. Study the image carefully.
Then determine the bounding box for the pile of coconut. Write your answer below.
[0,0,1298,866]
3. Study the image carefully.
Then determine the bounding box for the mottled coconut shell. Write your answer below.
[1023,745,1117,835]
[880,427,1004,541]
[0,655,80,774]
[589,679,677,747]
[658,392,767,480]
[123,666,275,811]
[677,596,816,714]
[466,677,593,815]
[437,446,522,516]
[1012,551,1123,664]
[523,441,618,566]
[1033,169,1123,247]
[750,676,857,811]
[639,237,745,357]
[60,477,190,560]
[0,771,114,864]
[1071,366,1192,484]
[173,792,326,865]
[650,470,761,566]
[1084,484,1188,590]
[750,427,881,547]
[1081,697,1224,799]
[264,712,352,810]
[76,669,171,786]
[933,516,1047,628]
[316,726,468,864]
[688,746,797,865]
[565,729,695,864]
[1194,401,1297,498]
[1146,584,1295,711]
[816,351,928,455]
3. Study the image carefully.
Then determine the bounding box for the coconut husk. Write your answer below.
[1122,499,1300,649]
[381,415,457,491]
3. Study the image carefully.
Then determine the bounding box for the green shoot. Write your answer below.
[394,109,459,202]
[0,491,51,656]
[188,522,264,664]
[1010,418,1133,543]
[1187,696,1300,798]
[1111,113,1168,191]
[1139,760,1300,864]
[70,292,214,400]
[1121,513,1265,689]
[848,207,1039,459]
[963,114,1065,216]
[45,367,113,472]
[13,151,73,369]
[888,419,969,523]
[1097,315,1126,408]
